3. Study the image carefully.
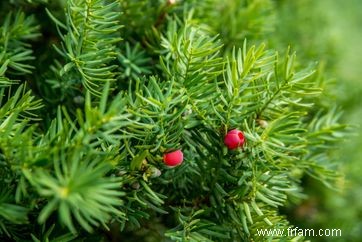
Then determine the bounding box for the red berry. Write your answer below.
[163,150,183,166]
[224,129,245,149]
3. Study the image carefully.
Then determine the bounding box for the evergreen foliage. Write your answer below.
[0,0,350,241]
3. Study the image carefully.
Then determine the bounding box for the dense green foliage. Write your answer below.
[0,0,358,241]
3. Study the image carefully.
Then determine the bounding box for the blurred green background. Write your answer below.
[274,0,362,241]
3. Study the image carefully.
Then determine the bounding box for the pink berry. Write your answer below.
[224,129,245,150]
[163,150,183,166]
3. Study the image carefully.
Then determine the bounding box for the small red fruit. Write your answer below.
[163,150,183,167]
[224,129,245,150]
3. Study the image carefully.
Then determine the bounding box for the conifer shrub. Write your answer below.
[0,0,349,241]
